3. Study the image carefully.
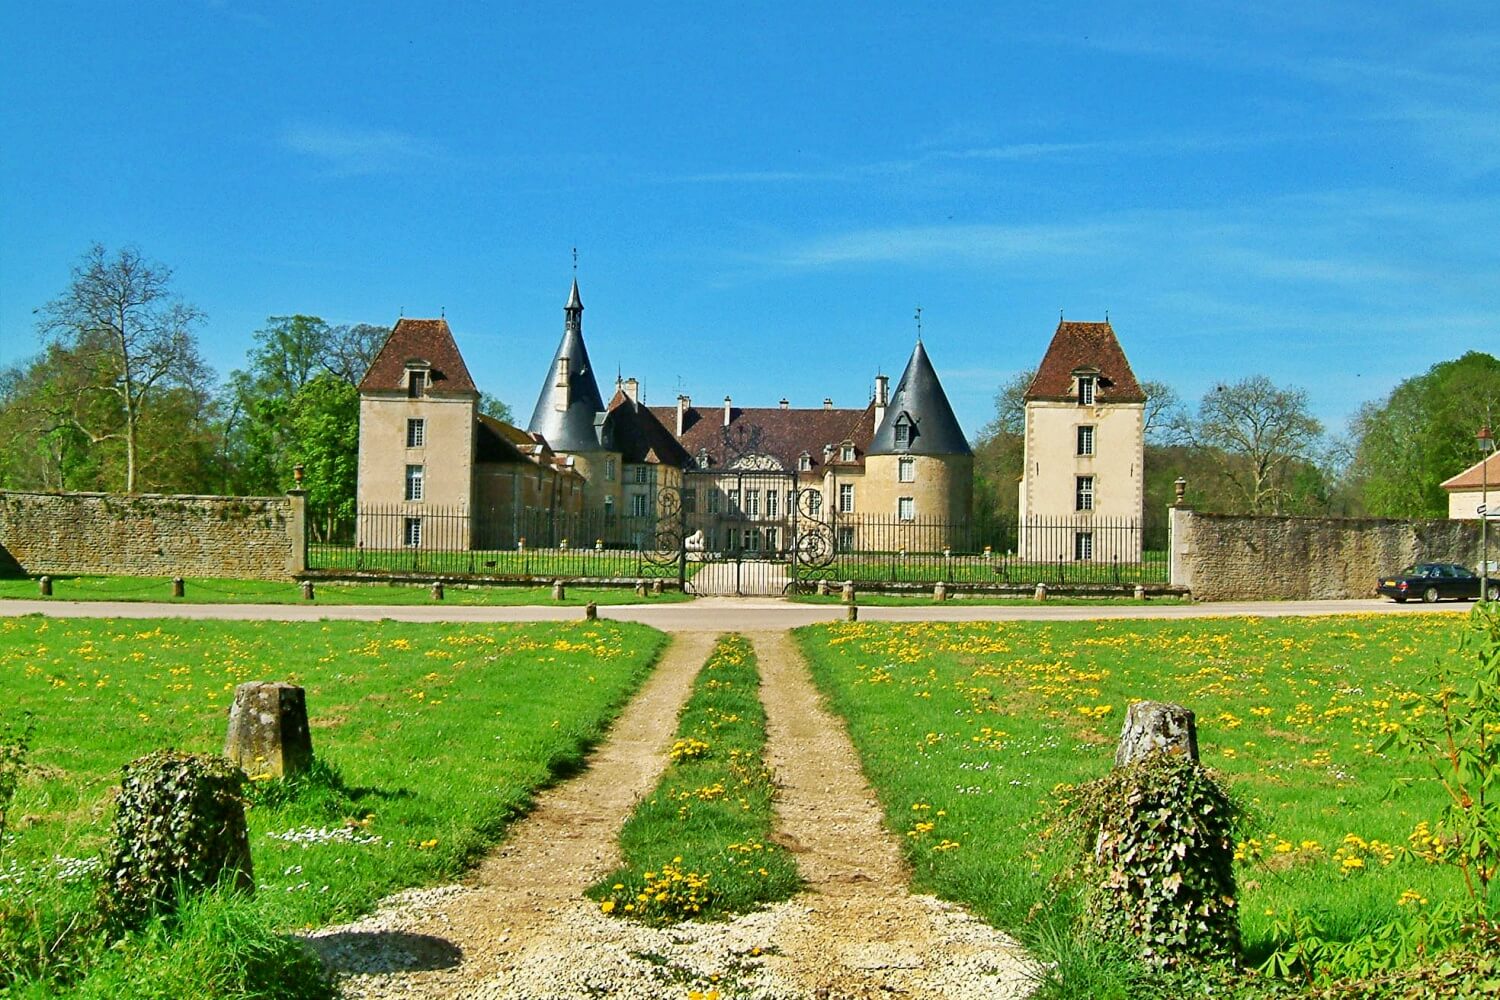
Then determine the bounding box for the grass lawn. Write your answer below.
[309,545,701,581]
[795,611,1491,997]
[797,552,1169,586]
[590,633,799,924]
[0,616,668,998]
[0,574,692,605]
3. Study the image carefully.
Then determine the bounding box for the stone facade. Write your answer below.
[1168,507,1483,600]
[0,491,303,580]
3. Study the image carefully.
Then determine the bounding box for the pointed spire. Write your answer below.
[527,277,606,452]
[566,276,583,313]
[868,340,972,456]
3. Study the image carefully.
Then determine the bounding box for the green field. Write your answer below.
[591,633,799,926]
[308,544,700,581]
[796,551,1170,586]
[0,616,668,997]
[0,574,692,605]
[795,611,1491,997]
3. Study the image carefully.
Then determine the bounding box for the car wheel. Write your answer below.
[1422,586,1440,603]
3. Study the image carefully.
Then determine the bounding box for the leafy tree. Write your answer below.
[1349,352,1500,518]
[971,369,1034,531]
[478,392,514,424]
[34,244,209,492]
[286,374,360,537]
[1184,375,1324,514]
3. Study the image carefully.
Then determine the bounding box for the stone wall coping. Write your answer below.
[0,490,288,503]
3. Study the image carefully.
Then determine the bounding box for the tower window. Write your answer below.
[894,418,911,449]
[898,456,915,482]
[1078,376,1095,406]
[633,464,649,484]
[1076,475,1094,511]
[406,418,425,448]
[1076,425,1094,456]
[898,496,914,521]
[605,457,616,481]
[407,369,427,398]
[1075,531,1094,561]
[404,464,425,502]
[630,493,649,517]
[403,517,422,547]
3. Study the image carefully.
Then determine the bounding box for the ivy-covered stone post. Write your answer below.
[105,750,253,923]
[224,682,313,779]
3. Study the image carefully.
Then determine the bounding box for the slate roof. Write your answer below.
[605,391,693,467]
[476,414,585,480]
[358,318,478,395]
[649,402,875,472]
[1441,450,1500,491]
[1024,320,1146,403]
[526,280,608,453]
[868,341,972,457]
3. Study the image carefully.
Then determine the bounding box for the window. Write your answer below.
[708,490,721,514]
[894,418,911,449]
[1079,376,1095,406]
[406,418,425,448]
[837,526,855,551]
[840,443,855,462]
[745,490,760,516]
[1077,425,1094,456]
[807,490,823,514]
[605,458,616,481]
[633,465,648,484]
[764,526,778,550]
[1076,475,1094,511]
[839,483,855,513]
[728,488,740,512]
[898,456,915,482]
[630,493,649,518]
[745,529,760,552]
[407,369,426,398]
[404,464,424,502]
[898,496,914,521]
[682,489,698,514]
[604,495,615,523]
[798,452,812,472]
[403,517,422,547]
[1075,531,1094,561]
[765,489,779,518]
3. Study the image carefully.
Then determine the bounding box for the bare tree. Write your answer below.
[1190,375,1323,514]
[36,244,208,493]
[1140,378,1188,446]
[325,322,388,385]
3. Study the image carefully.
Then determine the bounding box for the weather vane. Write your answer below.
[914,305,923,341]
[572,246,578,275]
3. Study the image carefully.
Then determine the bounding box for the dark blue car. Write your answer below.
[1378,563,1499,603]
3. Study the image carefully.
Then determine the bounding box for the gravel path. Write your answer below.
[307,630,1038,999]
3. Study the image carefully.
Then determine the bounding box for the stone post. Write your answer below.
[1115,700,1199,768]
[933,581,947,602]
[224,682,314,779]
[172,577,185,598]
[585,601,598,620]
[38,575,51,597]
[431,580,445,601]
[301,580,315,601]
[842,581,855,604]
[1034,582,1047,601]
[286,488,308,576]
[553,580,566,601]
[635,579,647,598]
[651,578,663,596]
[846,603,858,621]
[817,579,830,597]
[1133,584,1146,601]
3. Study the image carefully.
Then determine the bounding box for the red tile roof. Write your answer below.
[358,318,478,395]
[1024,321,1145,403]
[648,402,875,472]
[1441,450,1500,491]
[605,391,693,467]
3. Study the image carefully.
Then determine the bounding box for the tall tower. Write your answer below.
[526,278,621,510]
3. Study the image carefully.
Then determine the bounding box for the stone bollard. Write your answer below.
[300,580,315,601]
[105,749,253,921]
[842,581,855,604]
[1133,584,1146,601]
[553,580,566,601]
[1034,582,1047,601]
[817,579,830,597]
[38,575,52,597]
[635,579,648,598]
[651,578,663,596]
[431,580,445,601]
[1115,700,1199,768]
[224,682,314,779]
[584,601,598,621]
[846,603,859,621]
[934,581,947,602]
[172,577,186,598]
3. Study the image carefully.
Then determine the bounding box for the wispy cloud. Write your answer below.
[280,123,443,176]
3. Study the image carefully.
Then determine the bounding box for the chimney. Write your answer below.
[723,395,732,428]
[555,356,570,410]
[874,374,889,430]
[823,397,833,410]
[623,378,639,403]
[779,397,789,410]
[676,394,690,436]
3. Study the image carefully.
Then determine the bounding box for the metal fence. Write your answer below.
[309,503,1168,587]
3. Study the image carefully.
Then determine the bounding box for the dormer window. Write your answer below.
[894,416,913,449]
[840,442,855,462]
[407,368,428,398]
[1078,376,1096,406]
[798,452,812,472]
[697,448,711,469]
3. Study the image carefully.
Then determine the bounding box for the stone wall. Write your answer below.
[0,491,305,581]
[1169,507,1483,600]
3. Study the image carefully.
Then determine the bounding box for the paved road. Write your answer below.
[0,596,1474,632]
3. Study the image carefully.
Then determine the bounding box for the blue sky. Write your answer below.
[3,2,1498,442]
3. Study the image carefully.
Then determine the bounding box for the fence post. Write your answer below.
[286,489,308,576]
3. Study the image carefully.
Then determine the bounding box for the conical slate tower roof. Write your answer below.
[868,341,972,456]
[527,279,608,452]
